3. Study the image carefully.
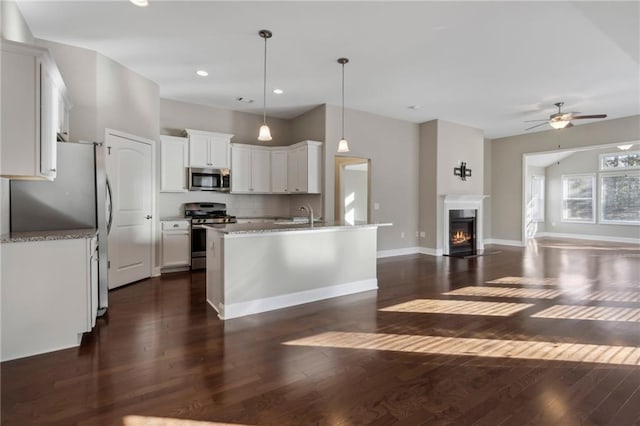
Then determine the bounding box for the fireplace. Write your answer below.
[448,209,476,256]
[442,195,486,256]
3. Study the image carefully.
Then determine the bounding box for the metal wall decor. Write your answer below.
[454,162,472,181]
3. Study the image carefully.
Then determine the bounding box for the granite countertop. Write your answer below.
[206,221,391,235]
[1,228,98,244]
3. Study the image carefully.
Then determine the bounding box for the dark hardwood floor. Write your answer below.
[2,238,640,425]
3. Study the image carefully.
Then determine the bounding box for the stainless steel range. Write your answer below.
[184,202,236,270]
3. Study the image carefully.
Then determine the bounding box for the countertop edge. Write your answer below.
[206,223,390,236]
[1,228,98,244]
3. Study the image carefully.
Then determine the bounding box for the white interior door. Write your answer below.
[106,131,153,289]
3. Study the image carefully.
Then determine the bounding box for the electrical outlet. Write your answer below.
[415,231,419,237]
[401,232,405,239]
[374,202,380,210]
[420,231,426,238]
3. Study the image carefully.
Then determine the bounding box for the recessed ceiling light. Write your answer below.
[129,0,148,7]
[236,97,254,104]
[408,105,421,110]
[196,70,208,77]
[273,88,284,95]
[617,144,633,150]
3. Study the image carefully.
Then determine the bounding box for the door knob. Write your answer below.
[145,215,152,219]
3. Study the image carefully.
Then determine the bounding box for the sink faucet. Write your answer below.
[299,204,314,227]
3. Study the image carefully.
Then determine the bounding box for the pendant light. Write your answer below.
[337,57,350,153]
[258,30,273,141]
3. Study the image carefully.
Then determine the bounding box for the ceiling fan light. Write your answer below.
[338,138,350,153]
[258,124,272,141]
[550,120,570,129]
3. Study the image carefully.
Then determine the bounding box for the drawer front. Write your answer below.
[161,220,190,231]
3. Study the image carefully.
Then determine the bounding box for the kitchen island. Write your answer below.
[206,222,381,319]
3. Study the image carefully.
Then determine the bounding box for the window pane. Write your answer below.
[601,174,640,222]
[567,177,592,198]
[564,200,593,221]
[601,152,640,170]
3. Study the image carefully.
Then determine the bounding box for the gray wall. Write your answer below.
[491,115,640,243]
[544,146,640,239]
[324,104,420,251]
[418,119,485,251]
[160,98,291,146]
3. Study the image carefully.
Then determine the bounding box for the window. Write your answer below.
[531,175,545,222]
[600,172,640,224]
[562,174,595,223]
[600,151,640,171]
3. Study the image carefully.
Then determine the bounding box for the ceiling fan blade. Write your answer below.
[571,114,607,120]
[525,122,549,131]
[524,119,549,122]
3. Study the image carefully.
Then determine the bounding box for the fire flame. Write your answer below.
[451,230,471,245]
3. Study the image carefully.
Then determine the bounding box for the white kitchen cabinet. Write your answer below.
[161,220,191,269]
[1,40,68,181]
[1,235,96,361]
[287,140,322,194]
[160,135,188,192]
[270,149,289,193]
[230,144,271,193]
[186,129,233,169]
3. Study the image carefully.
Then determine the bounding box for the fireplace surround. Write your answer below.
[442,194,487,256]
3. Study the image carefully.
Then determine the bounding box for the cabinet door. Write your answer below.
[287,147,300,193]
[89,238,98,329]
[251,148,271,193]
[209,136,231,169]
[40,62,57,180]
[160,136,188,192]
[161,221,191,268]
[271,150,288,194]
[188,133,210,168]
[231,145,252,192]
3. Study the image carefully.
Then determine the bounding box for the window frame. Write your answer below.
[599,150,640,171]
[599,170,640,225]
[561,173,596,224]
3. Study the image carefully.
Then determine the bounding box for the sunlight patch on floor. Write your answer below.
[379,299,534,316]
[485,277,559,286]
[443,286,561,299]
[123,416,252,426]
[532,305,640,323]
[583,290,640,303]
[283,332,640,366]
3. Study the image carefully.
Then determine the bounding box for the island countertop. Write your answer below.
[206,221,391,236]
[0,228,98,244]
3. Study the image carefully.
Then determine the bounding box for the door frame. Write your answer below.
[105,128,159,279]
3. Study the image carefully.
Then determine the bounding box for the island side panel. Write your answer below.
[206,228,224,314]
[221,227,378,318]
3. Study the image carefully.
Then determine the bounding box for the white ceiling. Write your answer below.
[16,1,640,139]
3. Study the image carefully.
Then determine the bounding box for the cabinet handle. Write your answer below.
[173,224,179,228]
[50,168,56,172]
[145,215,152,219]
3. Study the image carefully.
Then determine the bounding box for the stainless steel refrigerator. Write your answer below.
[10,141,111,316]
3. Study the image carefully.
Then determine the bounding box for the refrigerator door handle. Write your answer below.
[106,177,113,235]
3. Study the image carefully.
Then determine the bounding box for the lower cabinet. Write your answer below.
[161,220,191,269]
[1,235,97,361]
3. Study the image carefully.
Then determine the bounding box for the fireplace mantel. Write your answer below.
[441,194,488,255]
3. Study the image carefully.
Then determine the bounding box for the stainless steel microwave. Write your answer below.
[188,168,230,191]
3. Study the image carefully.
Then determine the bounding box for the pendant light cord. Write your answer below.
[341,61,345,139]
[263,35,268,125]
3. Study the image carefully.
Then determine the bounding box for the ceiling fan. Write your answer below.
[525,102,607,131]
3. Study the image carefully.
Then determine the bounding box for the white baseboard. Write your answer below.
[484,238,525,247]
[377,247,421,258]
[208,278,379,320]
[417,247,443,256]
[535,232,640,245]
[152,267,162,277]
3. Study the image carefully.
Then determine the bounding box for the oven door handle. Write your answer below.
[191,224,208,230]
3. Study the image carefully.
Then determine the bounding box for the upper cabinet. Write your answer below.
[287,141,322,194]
[160,135,188,192]
[185,129,233,169]
[1,40,69,181]
[231,144,271,193]
[231,140,322,195]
